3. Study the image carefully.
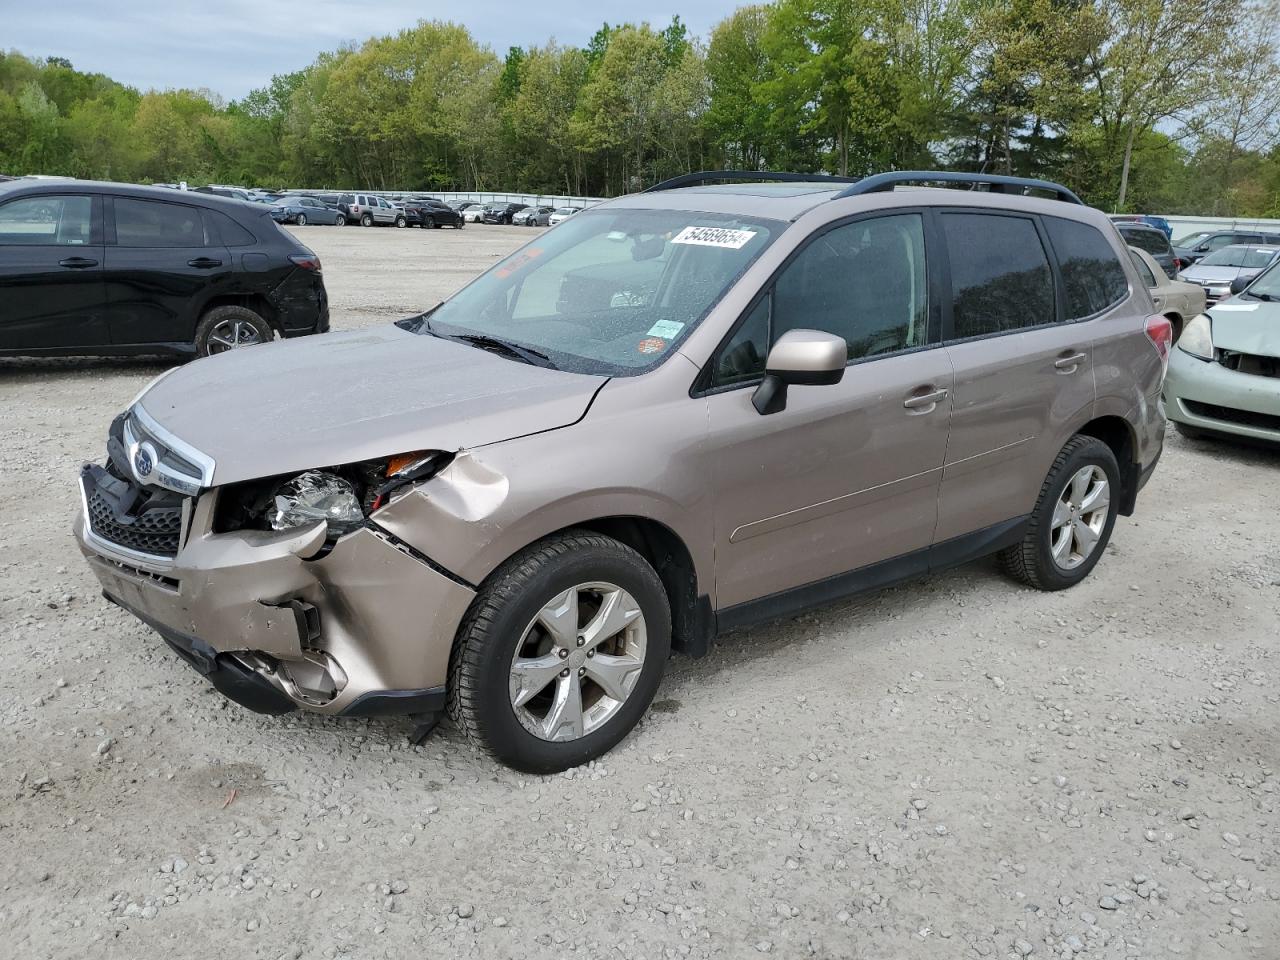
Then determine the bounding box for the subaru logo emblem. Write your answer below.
[133,444,155,480]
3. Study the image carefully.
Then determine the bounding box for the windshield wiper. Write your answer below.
[450,333,558,369]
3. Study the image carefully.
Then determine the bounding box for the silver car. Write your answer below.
[1177,244,1280,304]
[74,171,1168,772]
[1165,259,1280,444]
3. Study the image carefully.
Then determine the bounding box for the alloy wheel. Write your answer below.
[508,582,647,742]
[206,319,265,353]
[1049,465,1110,570]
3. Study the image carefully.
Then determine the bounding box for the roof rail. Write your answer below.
[835,170,1083,205]
[644,170,860,193]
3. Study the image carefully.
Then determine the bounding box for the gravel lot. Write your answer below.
[2,223,1278,960]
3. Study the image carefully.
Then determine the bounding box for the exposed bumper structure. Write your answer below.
[74,483,475,716]
[1164,348,1280,443]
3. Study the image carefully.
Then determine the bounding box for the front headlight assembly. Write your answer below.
[1178,313,1214,360]
[268,471,365,536]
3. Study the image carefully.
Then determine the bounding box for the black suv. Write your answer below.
[403,198,464,229]
[481,202,528,225]
[0,180,328,358]
[1114,222,1178,278]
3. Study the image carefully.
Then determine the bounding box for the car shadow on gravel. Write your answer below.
[0,356,175,382]
[1172,430,1280,467]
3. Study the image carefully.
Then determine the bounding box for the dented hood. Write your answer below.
[137,326,605,485]
[1207,301,1280,357]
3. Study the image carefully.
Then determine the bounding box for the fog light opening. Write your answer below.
[277,650,348,706]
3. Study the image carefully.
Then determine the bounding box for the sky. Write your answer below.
[3,0,739,101]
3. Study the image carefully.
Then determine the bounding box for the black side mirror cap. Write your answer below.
[1230,276,1250,295]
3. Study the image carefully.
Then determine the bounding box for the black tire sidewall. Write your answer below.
[1030,440,1120,589]
[195,307,272,358]
[361,213,372,226]
[461,544,671,773]
[296,213,306,226]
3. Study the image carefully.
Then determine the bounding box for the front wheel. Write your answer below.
[448,531,671,773]
[999,435,1120,591]
[361,213,373,227]
[394,215,407,228]
[296,213,307,226]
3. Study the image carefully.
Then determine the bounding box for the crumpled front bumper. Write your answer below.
[1164,348,1280,442]
[74,485,475,716]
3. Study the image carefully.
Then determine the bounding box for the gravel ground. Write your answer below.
[2,224,1278,960]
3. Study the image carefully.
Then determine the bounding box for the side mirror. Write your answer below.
[1196,242,1210,253]
[752,329,846,415]
[1230,276,1251,295]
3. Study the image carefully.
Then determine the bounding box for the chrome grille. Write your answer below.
[121,407,215,497]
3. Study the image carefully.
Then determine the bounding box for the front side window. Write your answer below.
[0,195,93,246]
[1205,234,1235,252]
[409,209,780,375]
[115,198,207,247]
[1045,216,1128,319]
[943,213,1055,338]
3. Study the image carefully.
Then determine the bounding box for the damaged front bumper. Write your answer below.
[74,477,475,717]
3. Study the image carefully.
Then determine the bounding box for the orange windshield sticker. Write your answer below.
[637,337,666,355]
[495,247,545,278]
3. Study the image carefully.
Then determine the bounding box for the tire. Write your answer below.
[999,435,1120,591]
[1173,421,1209,441]
[448,531,671,773]
[361,213,373,227]
[420,217,432,229]
[394,215,407,228]
[335,213,346,226]
[296,213,307,226]
[194,306,273,358]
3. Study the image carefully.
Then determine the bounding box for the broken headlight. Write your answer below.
[268,471,364,536]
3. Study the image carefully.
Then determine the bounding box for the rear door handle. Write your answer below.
[1054,352,1087,372]
[58,257,98,269]
[187,257,223,269]
[903,387,948,411]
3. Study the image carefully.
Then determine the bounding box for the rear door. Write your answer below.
[103,196,233,346]
[934,211,1109,543]
[0,192,107,350]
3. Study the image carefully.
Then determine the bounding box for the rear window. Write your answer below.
[1119,226,1170,256]
[1045,216,1129,319]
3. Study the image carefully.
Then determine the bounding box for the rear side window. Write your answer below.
[942,213,1055,338]
[1130,251,1157,288]
[1121,227,1170,256]
[203,208,256,246]
[115,198,207,247]
[0,195,93,245]
[1045,217,1129,319]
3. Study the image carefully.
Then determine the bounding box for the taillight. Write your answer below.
[1145,313,1172,371]
[289,254,322,272]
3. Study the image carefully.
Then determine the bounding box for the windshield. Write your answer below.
[408,208,782,375]
[1174,231,1210,247]
[1242,260,1280,300]
[1199,246,1277,269]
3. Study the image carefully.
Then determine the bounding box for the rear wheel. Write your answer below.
[195,306,273,357]
[999,435,1120,591]
[449,531,671,773]
[420,216,433,229]
[394,215,407,228]
[334,213,346,226]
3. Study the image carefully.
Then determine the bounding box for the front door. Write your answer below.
[704,212,953,614]
[103,196,232,346]
[0,193,107,350]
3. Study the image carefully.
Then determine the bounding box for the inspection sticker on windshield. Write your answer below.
[647,319,685,338]
[671,226,757,249]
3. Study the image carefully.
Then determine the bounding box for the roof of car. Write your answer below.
[0,177,259,215]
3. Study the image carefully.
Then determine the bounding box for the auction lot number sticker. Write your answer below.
[671,226,758,249]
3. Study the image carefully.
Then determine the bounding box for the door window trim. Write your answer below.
[692,207,944,397]
[0,192,104,246]
[105,195,211,247]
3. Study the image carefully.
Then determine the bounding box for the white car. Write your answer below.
[458,203,485,223]
[548,207,580,226]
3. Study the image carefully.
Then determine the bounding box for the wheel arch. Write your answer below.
[200,293,280,335]
[1074,415,1139,515]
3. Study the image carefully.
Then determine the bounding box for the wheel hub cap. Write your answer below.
[508,582,646,743]
[1049,465,1110,571]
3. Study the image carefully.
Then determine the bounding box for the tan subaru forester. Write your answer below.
[75,171,1171,772]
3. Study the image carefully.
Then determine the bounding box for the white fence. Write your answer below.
[1160,214,1280,241]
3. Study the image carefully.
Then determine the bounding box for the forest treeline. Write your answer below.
[3,0,1280,215]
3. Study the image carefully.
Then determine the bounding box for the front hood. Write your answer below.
[1207,302,1280,357]
[137,326,605,486]
[1183,266,1239,283]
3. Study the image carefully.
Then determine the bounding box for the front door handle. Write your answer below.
[903,387,948,411]
[58,257,98,269]
[1054,351,1087,372]
[187,257,223,269]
